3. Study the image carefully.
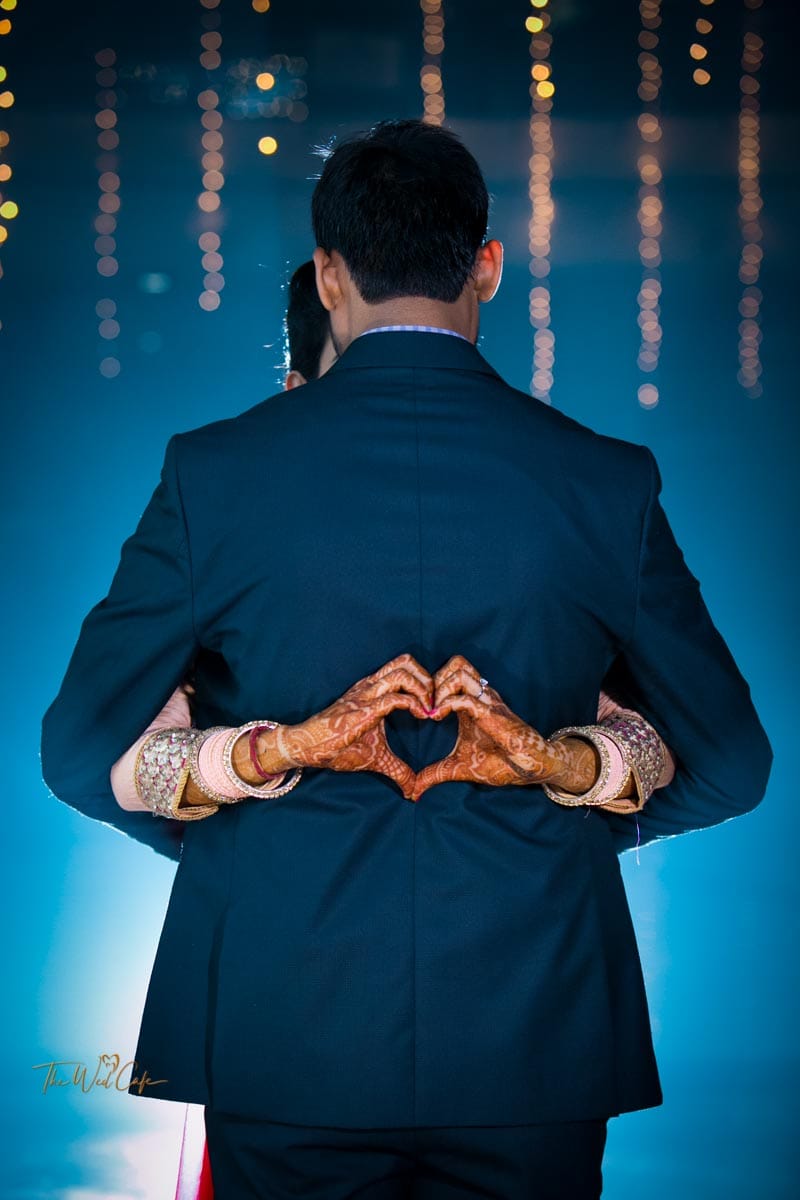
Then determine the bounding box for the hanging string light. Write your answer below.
[691,0,714,87]
[420,0,445,126]
[0,0,19,334]
[94,47,121,379]
[737,0,763,398]
[635,0,663,409]
[0,19,14,338]
[527,0,555,404]
[197,0,226,313]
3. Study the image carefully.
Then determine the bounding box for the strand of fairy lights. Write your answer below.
[0,0,20,335]
[94,47,121,379]
[527,0,555,405]
[690,0,714,88]
[420,0,445,126]
[737,0,764,399]
[635,0,663,409]
[197,0,226,313]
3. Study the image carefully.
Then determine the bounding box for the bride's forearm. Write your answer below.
[180,725,290,806]
[546,736,635,798]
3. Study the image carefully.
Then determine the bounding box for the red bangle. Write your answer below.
[249,724,284,780]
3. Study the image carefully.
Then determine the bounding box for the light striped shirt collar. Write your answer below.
[357,324,470,343]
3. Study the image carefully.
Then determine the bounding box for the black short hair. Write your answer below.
[284,260,330,380]
[311,118,489,305]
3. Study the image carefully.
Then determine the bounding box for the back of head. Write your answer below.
[284,259,330,381]
[311,118,489,304]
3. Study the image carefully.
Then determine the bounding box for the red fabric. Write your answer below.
[196,1140,214,1200]
[174,1104,214,1200]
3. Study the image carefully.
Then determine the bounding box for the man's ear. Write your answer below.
[312,246,341,313]
[474,239,504,303]
[285,370,307,390]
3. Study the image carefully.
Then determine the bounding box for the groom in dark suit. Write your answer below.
[40,119,772,1198]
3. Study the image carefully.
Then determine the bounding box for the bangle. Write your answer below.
[222,720,303,799]
[134,728,220,821]
[595,708,667,812]
[249,724,286,780]
[187,726,243,806]
[541,726,618,808]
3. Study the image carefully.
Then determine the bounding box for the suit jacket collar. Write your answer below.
[327,329,502,380]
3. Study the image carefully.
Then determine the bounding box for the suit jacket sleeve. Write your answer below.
[598,446,773,855]
[39,434,200,862]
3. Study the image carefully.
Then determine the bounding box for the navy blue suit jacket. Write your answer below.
[40,330,772,1126]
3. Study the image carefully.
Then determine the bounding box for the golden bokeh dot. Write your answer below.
[256,72,275,90]
[0,199,18,218]
[252,0,270,10]
[258,135,278,155]
[693,68,711,85]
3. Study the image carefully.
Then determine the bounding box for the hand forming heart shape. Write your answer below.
[264,652,581,803]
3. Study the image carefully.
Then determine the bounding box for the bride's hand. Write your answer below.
[410,655,598,801]
[252,653,434,798]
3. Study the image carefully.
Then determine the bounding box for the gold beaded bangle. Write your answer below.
[592,708,668,813]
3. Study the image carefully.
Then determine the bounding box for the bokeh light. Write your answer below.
[737,22,764,397]
[94,47,121,371]
[196,0,226,313]
[420,1,446,126]
[527,6,555,403]
[635,0,663,397]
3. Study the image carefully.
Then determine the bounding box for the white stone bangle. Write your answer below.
[134,728,219,821]
[221,720,303,800]
[541,725,617,808]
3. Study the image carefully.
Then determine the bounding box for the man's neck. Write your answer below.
[350,295,477,345]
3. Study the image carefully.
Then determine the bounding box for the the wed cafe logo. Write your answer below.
[32,1052,168,1095]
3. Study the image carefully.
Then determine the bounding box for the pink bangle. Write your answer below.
[197,729,250,798]
[587,730,631,805]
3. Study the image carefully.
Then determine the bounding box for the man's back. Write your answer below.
[41,329,771,1127]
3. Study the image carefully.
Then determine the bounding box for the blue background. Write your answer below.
[2,1,797,1196]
